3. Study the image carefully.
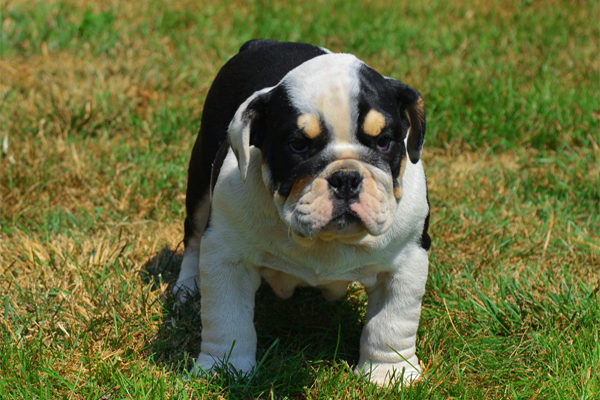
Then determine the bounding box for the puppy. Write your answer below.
[175,39,431,386]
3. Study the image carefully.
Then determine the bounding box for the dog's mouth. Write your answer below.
[291,209,367,244]
[330,210,361,229]
[318,211,366,238]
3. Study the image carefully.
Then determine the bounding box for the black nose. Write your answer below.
[327,170,362,200]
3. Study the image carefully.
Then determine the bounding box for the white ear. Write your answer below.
[227,87,273,183]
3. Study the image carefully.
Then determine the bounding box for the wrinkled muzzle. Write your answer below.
[276,160,396,241]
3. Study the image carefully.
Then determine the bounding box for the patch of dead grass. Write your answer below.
[426,147,599,283]
[0,222,179,373]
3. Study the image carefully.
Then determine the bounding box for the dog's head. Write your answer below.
[228,54,425,243]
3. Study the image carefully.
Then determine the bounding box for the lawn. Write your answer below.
[0,0,598,398]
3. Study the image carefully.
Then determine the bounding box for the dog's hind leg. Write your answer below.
[174,194,211,300]
[174,237,201,300]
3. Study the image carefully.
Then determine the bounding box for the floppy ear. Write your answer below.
[385,78,426,164]
[228,87,273,183]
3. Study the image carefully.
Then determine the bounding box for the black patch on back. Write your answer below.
[239,39,279,53]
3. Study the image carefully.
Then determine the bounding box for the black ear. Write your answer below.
[228,87,273,182]
[385,78,426,164]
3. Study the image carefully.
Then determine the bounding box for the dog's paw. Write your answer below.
[354,360,421,387]
[191,352,256,378]
[172,275,200,302]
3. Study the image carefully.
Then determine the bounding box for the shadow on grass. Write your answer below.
[142,246,366,397]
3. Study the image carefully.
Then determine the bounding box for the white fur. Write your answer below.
[285,54,362,144]
[192,145,429,386]
[228,86,275,183]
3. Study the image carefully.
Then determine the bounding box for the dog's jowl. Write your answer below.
[175,39,431,387]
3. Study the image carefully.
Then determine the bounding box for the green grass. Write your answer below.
[1,0,599,398]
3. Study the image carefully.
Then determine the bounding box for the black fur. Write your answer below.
[384,77,426,163]
[356,65,411,191]
[420,189,431,251]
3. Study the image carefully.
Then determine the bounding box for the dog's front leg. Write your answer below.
[355,245,428,387]
[193,253,261,376]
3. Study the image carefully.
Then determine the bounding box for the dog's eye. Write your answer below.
[376,136,392,151]
[289,138,308,154]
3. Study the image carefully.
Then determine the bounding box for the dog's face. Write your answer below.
[228,54,425,242]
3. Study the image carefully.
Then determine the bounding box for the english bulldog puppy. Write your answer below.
[175,39,431,387]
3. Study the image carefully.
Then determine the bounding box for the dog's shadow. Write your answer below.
[143,247,365,395]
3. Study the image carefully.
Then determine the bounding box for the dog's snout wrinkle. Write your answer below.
[328,170,362,200]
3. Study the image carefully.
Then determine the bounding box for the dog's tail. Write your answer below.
[238,39,279,53]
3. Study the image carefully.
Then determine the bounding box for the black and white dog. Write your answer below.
[175,39,431,386]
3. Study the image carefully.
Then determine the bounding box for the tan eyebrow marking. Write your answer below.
[297,114,322,139]
[363,109,386,137]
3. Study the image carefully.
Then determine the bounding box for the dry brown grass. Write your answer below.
[427,147,599,279]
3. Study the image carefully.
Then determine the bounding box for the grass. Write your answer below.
[1,0,598,398]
